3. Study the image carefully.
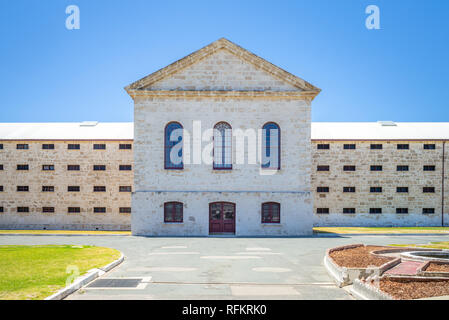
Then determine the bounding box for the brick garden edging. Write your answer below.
[44,252,124,300]
[324,244,400,287]
[417,261,449,278]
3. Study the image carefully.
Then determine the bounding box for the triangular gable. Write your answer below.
[125,38,320,97]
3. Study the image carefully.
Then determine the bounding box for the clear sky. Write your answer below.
[0,0,448,123]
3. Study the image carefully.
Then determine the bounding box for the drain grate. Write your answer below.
[87,278,142,288]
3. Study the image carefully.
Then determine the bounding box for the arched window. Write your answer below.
[164,122,183,169]
[213,122,232,170]
[261,122,280,169]
[164,202,183,223]
[261,202,280,223]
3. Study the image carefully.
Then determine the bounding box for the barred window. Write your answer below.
[422,208,435,214]
[423,187,435,193]
[68,186,80,192]
[213,122,232,170]
[93,144,106,150]
[93,186,106,192]
[317,187,329,193]
[261,202,280,223]
[42,144,54,150]
[119,144,132,150]
[93,165,106,171]
[317,144,330,150]
[396,187,409,193]
[343,186,356,193]
[343,165,356,171]
[67,165,80,171]
[94,207,106,213]
[0,186,3,192]
[0,165,3,170]
[0,207,3,213]
[17,207,29,213]
[120,207,131,214]
[370,208,382,214]
[17,186,29,192]
[164,202,183,223]
[68,207,81,213]
[424,144,435,150]
[370,144,382,150]
[119,165,132,171]
[42,186,54,192]
[317,165,329,171]
[68,144,80,150]
[17,164,29,170]
[16,144,29,149]
[343,208,356,214]
[343,144,356,150]
[42,207,55,213]
[397,165,409,171]
[316,208,329,214]
[423,165,436,171]
[370,165,382,171]
[119,186,132,192]
[42,165,54,171]
[397,144,409,150]
[0,144,3,149]
[370,187,382,193]
[396,208,408,214]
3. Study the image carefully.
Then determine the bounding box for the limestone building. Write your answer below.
[0,39,448,234]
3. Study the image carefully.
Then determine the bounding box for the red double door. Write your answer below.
[209,202,235,234]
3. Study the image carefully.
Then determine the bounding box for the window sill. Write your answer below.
[261,223,282,226]
[164,222,184,224]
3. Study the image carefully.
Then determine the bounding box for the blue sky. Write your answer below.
[0,0,448,122]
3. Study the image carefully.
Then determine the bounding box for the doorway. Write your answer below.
[209,202,235,235]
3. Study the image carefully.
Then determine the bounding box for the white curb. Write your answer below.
[44,252,124,300]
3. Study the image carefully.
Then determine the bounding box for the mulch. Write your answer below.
[378,277,449,300]
[425,262,449,273]
[329,245,393,268]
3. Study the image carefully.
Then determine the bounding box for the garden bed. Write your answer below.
[377,277,449,300]
[329,245,394,268]
[424,262,449,273]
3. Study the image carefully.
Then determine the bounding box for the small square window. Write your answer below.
[423,187,435,193]
[93,186,106,192]
[17,207,29,213]
[343,165,356,171]
[370,165,382,171]
[93,165,106,171]
[370,187,382,193]
[397,165,409,171]
[370,208,382,214]
[316,208,329,214]
[68,207,81,213]
[317,144,330,150]
[0,144,3,149]
[42,165,54,171]
[119,186,132,192]
[396,208,408,214]
[423,208,435,214]
[0,207,3,213]
[396,187,408,193]
[68,186,80,192]
[94,207,106,213]
[424,144,436,150]
[119,165,132,171]
[0,186,3,192]
[120,207,132,214]
[317,165,329,171]
[423,165,436,171]
[67,165,80,171]
[68,144,80,150]
[317,187,329,193]
[343,208,356,214]
[17,164,29,170]
[17,186,29,192]
[0,165,3,170]
[42,207,55,213]
[343,144,356,150]
[42,186,54,192]
[397,144,409,150]
[42,144,54,150]
[370,144,382,150]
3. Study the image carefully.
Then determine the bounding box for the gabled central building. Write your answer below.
[126,38,321,236]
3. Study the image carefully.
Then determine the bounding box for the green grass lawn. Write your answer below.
[0,245,121,300]
[390,241,449,250]
[313,227,449,234]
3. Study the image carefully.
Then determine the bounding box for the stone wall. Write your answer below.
[311,140,449,226]
[0,140,133,230]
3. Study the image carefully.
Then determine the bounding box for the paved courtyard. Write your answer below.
[1,234,447,300]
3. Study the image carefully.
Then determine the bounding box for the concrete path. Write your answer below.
[0,234,447,300]
[384,260,427,276]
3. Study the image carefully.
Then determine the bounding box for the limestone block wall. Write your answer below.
[311,140,449,227]
[132,96,313,235]
[0,140,133,230]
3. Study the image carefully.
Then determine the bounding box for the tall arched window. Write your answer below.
[261,122,280,169]
[261,202,280,223]
[213,122,232,170]
[164,122,183,169]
